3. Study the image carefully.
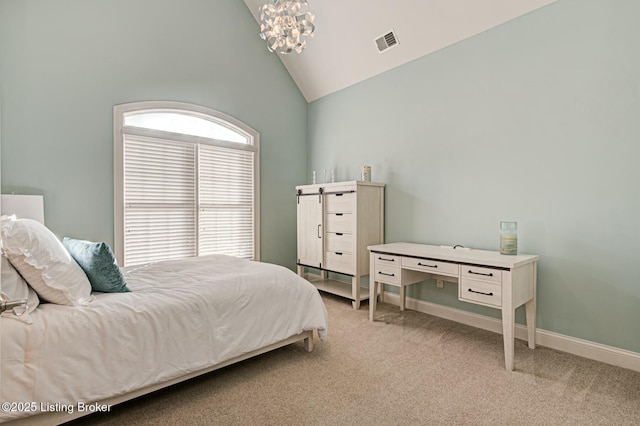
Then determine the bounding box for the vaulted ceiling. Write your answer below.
[243,0,557,102]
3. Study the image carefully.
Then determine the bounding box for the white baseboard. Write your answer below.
[381,292,640,373]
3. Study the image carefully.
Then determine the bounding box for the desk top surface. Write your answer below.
[368,242,538,269]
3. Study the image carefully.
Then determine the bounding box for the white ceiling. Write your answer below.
[243,0,557,102]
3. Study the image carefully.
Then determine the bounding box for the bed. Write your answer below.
[0,204,328,425]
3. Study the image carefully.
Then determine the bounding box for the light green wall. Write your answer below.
[2,0,639,355]
[308,0,640,353]
[0,0,307,269]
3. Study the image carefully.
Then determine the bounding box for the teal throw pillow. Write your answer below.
[62,237,130,293]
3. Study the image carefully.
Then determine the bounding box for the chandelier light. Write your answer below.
[259,0,316,55]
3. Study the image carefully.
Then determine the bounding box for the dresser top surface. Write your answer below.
[296,181,385,191]
[368,242,538,269]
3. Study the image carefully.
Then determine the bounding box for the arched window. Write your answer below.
[114,101,259,266]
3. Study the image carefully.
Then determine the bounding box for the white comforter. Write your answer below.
[0,255,328,422]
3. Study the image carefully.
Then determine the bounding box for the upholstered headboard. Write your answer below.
[1,194,45,224]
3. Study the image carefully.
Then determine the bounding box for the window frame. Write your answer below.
[114,101,260,266]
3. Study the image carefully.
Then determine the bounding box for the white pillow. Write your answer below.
[1,255,40,323]
[1,217,93,305]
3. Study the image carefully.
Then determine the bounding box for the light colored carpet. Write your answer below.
[71,294,640,425]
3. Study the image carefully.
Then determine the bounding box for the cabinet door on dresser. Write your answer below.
[297,193,323,268]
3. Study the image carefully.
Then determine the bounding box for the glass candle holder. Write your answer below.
[500,221,518,255]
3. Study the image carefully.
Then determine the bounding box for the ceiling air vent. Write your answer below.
[374,30,399,53]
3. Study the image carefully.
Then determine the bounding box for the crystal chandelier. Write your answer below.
[259,0,316,55]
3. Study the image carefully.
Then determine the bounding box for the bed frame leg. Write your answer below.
[304,331,314,352]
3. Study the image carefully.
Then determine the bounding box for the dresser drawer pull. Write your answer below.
[335,213,344,216]
[418,262,437,268]
[335,252,343,256]
[378,271,395,277]
[468,288,494,296]
[336,232,343,236]
[378,257,395,262]
[468,270,493,277]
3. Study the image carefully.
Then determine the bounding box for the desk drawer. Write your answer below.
[401,257,458,277]
[461,266,502,284]
[374,253,401,266]
[325,251,354,274]
[325,192,355,213]
[374,264,401,285]
[459,278,502,308]
[325,232,353,253]
[325,213,353,233]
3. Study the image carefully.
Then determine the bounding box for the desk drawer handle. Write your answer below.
[335,213,344,216]
[378,257,395,262]
[468,270,493,277]
[418,262,437,268]
[468,288,493,296]
[378,271,395,277]
[335,252,343,256]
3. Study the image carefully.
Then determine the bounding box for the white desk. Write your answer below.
[368,243,539,371]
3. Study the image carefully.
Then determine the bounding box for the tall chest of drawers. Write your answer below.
[296,181,385,309]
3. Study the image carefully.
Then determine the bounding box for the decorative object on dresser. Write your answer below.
[368,242,538,371]
[360,165,371,182]
[296,181,385,309]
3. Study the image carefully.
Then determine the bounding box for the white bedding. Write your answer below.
[0,255,328,422]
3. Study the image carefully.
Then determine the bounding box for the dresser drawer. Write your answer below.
[401,257,458,277]
[325,251,354,274]
[373,264,401,285]
[461,265,502,284]
[325,232,354,253]
[325,192,355,213]
[325,213,353,233]
[459,278,502,308]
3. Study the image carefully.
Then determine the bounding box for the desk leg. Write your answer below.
[502,307,515,371]
[399,286,406,311]
[525,262,537,349]
[378,282,384,303]
[525,300,536,349]
[369,252,377,321]
[369,280,377,321]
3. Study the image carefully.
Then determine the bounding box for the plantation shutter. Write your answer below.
[199,144,254,259]
[123,135,197,266]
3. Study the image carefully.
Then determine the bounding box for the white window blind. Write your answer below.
[199,144,254,259]
[114,102,260,267]
[123,135,197,266]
